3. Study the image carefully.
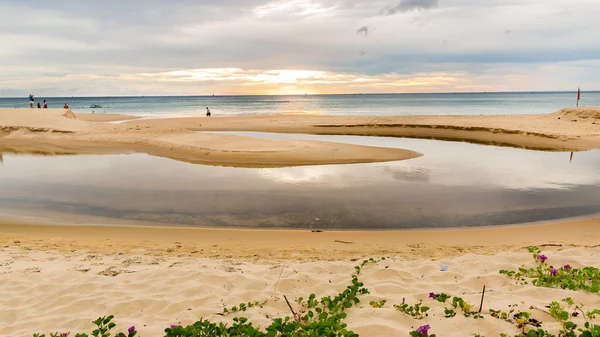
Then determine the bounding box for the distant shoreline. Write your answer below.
[1,90,599,99]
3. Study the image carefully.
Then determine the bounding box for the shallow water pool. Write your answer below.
[1,134,599,229]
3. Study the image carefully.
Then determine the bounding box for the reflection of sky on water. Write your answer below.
[217,132,600,190]
[1,134,600,229]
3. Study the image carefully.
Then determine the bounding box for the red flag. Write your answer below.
[577,88,581,101]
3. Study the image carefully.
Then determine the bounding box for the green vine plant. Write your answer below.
[394,299,430,319]
[423,297,600,337]
[30,254,600,337]
[422,290,600,336]
[221,301,266,315]
[33,315,137,337]
[544,297,600,337]
[35,258,386,337]
[369,300,387,308]
[489,305,542,334]
[429,292,483,319]
[499,247,600,293]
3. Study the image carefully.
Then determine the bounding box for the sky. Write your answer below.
[1,0,600,96]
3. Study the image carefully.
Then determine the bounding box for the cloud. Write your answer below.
[356,26,369,36]
[381,0,438,15]
[1,0,600,96]
[254,0,336,18]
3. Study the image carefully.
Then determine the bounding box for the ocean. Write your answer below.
[1,92,598,117]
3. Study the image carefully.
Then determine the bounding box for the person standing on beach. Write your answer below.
[37,102,41,108]
[63,103,69,109]
[206,107,211,117]
[29,94,34,108]
[43,100,48,108]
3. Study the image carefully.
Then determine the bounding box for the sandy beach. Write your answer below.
[2,107,600,336]
[0,108,421,167]
[125,107,600,151]
[76,113,141,123]
[1,216,599,336]
[1,107,599,168]
[5,0,600,335]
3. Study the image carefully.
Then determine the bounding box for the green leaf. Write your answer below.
[103,315,113,325]
[558,311,570,321]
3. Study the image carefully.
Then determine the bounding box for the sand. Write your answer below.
[1,215,599,260]
[129,107,600,151]
[0,108,420,167]
[2,107,600,166]
[1,216,599,336]
[2,107,600,335]
[76,113,141,123]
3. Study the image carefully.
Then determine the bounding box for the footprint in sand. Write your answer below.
[98,267,121,277]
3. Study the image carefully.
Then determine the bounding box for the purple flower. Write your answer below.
[128,326,136,333]
[416,324,431,336]
[550,268,558,276]
[539,255,548,262]
[60,333,69,337]
[170,325,179,329]
[563,264,572,270]
[428,292,435,299]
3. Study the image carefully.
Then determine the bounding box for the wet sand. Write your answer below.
[1,215,598,261]
[128,107,600,151]
[76,113,141,122]
[0,108,420,167]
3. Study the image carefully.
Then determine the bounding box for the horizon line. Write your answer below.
[0,89,598,99]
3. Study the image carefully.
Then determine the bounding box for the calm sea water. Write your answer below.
[2,135,599,229]
[1,92,598,117]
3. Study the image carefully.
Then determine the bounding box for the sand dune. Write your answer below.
[555,107,600,120]
[1,242,599,336]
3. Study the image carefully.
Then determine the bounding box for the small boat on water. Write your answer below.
[90,104,102,108]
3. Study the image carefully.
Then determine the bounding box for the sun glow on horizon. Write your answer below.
[137,68,486,95]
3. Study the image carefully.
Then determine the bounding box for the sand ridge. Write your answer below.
[129,107,600,151]
[2,107,600,166]
[0,108,420,167]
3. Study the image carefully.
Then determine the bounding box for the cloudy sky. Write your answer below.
[1,0,599,96]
